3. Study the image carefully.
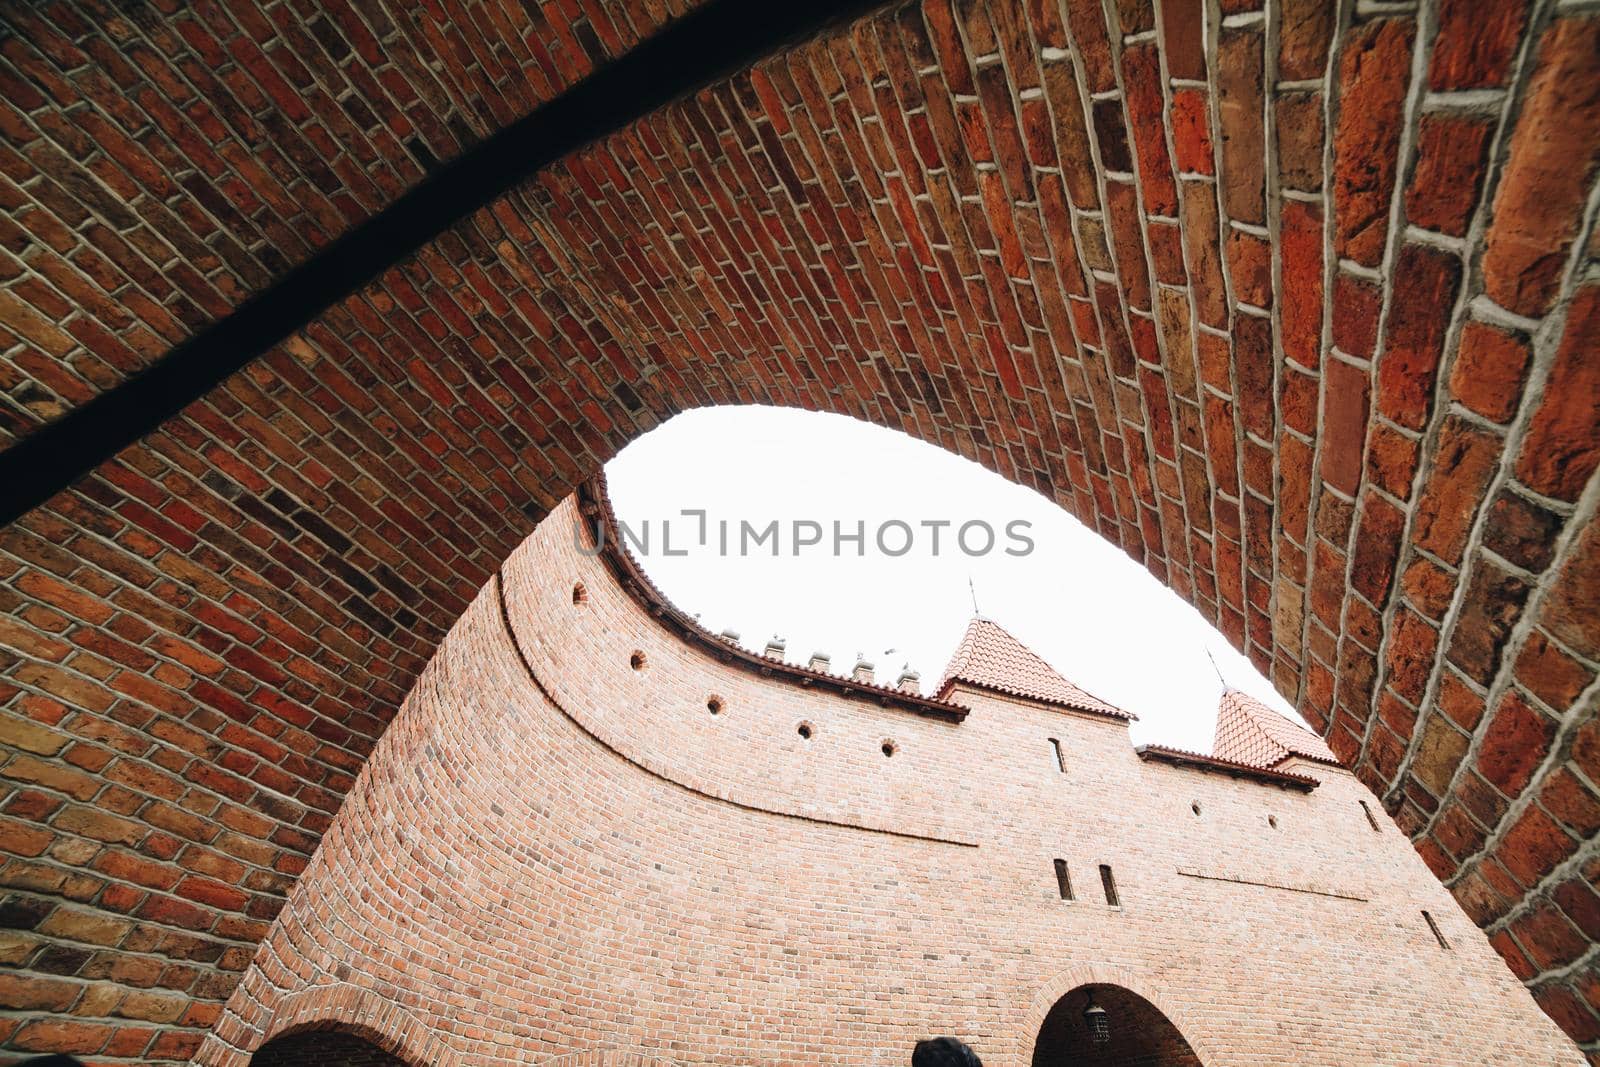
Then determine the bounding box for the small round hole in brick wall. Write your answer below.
[630,650,647,671]
[797,722,814,741]
[571,582,587,605]
[881,739,897,758]
[706,695,723,715]
[1268,815,1279,829]
[1191,801,1201,816]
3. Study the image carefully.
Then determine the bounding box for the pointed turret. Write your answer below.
[1212,688,1339,768]
[936,617,1134,720]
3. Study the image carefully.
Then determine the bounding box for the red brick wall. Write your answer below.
[191,496,1579,1066]
[1,0,1598,1060]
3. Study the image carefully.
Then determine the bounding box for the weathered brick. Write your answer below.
[12,1019,115,1055]
[0,972,79,1012]
[1364,423,1419,500]
[1351,493,1405,608]
[1411,710,1469,797]
[1543,519,1600,660]
[1122,44,1177,217]
[51,806,145,847]
[1385,607,1440,707]
[1146,220,1187,285]
[1450,321,1531,425]
[1330,273,1381,359]
[1405,114,1493,238]
[1510,899,1588,971]
[1533,983,1600,1046]
[1400,551,1452,617]
[1514,631,1594,712]
[1058,0,1114,91]
[1478,689,1556,799]
[1161,0,1206,81]
[1170,90,1213,176]
[1114,0,1153,34]
[1279,367,1318,439]
[1105,181,1150,310]
[1481,491,1562,575]
[1541,769,1600,841]
[37,905,132,948]
[1275,91,1324,193]
[0,713,69,760]
[1513,286,1600,501]
[1411,416,1502,566]
[1234,313,1274,440]
[1552,878,1600,942]
[1319,359,1369,494]
[1481,19,1600,317]
[1226,228,1272,309]
[1332,19,1415,266]
[1497,806,1578,889]
[1429,0,1529,91]
[1446,561,1531,686]
[1454,776,1510,844]
[1378,245,1461,430]
[1279,0,1334,81]
[1182,182,1227,328]
[1279,200,1323,368]
[1217,28,1265,225]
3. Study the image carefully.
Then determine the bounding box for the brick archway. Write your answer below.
[0,0,1596,1061]
[192,983,453,1067]
[1017,964,1220,1066]
[1031,983,1203,1066]
[250,1030,408,1067]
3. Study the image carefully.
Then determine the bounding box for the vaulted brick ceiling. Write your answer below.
[1,0,1597,1062]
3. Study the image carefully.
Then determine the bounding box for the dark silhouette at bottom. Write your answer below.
[913,1036,984,1066]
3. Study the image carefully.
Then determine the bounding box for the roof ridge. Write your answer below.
[1135,744,1320,790]
[1213,689,1339,768]
[936,617,1135,721]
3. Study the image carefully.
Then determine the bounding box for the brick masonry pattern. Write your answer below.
[0,0,1597,1060]
[198,495,1581,1065]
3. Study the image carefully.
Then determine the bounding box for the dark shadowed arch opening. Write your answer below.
[252,1028,413,1067]
[1032,983,1203,1066]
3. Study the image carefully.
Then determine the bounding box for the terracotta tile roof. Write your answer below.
[1212,688,1340,768]
[935,617,1135,720]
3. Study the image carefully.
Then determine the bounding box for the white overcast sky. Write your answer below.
[605,405,1301,753]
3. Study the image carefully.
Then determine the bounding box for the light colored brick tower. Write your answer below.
[200,490,1582,1066]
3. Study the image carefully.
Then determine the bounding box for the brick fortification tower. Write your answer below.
[196,486,1581,1067]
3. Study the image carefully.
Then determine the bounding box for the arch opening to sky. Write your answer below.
[606,405,1304,754]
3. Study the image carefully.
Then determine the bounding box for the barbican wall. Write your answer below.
[194,495,1580,1066]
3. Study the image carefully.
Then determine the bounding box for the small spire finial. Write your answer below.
[968,574,981,616]
[1204,646,1228,692]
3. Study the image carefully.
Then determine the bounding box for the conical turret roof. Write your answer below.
[936,617,1134,720]
[1212,688,1339,768]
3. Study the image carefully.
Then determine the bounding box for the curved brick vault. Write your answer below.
[0,0,1596,1061]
